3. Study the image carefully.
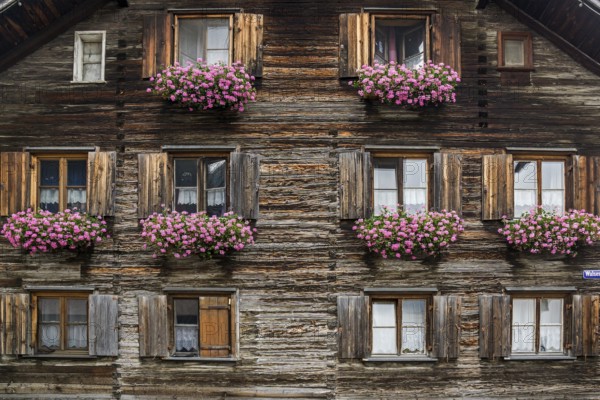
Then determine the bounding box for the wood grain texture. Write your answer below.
[87,151,116,216]
[89,294,119,356]
[138,295,168,358]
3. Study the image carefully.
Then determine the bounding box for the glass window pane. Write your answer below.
[175,188,198,213]
[67,325,87,349]
[514,161,537,190]
[374,167,397,190]
[175,159,198,188]
[175,299,198,325]
[206,20,229,49]
[40,160,59,186]
[82,63,102,81]
[541,162,564,190]
[176,326,199,352]
[206,188,226,217]
[403,159,427,188]
[540,299,562,324]
[539,326,562,353]
[372,327,397,354]
[67,299,87,323]
[40,298,60,322]
[40,188,59,213]
[373,302,396,326]
[403,189,427,215]
[206,50,230,65]
[67,188,87,212]
[541,191,564,214]
[514,189,537,217]
[401,299,426,355]
[67,160,87,186]
[512,299,536,353]
[374,190,398,215]
[205,159,226,189]
[504,39,525,66]
[82,41,102,63]
[178,19,204,64]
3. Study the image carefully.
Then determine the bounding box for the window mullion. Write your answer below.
[61,297,66,351]
[397,299,402,356]
[537,160,542,207]
[60,158,66,211]
[198,158,205,214]
[535,298,541,354]
[397,158,404,212]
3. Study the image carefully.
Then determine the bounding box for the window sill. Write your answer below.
[23,354,98,359]
[363,356,438,363]
[504,355,576,361]
[164,356,238,363]
[70,80,107,84]
[497,67,535,72]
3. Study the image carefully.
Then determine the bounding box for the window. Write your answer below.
[514,158,565,216]
[35,293,89,353]
[171,294,233,358]
[373,157,429,215]
[174,156,228,216]
[373,16,428,68]
[73,31,106,82]
[175,15,232,66]
[512,297,563,354]
[497,32,533,70]
[38,156,87,213]
[371,297,429,356]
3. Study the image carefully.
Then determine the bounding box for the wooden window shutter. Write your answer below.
[588,156,600,215]
[230,152,260,219]
[433,152,463,214]
[482,154,513,220]
[138,295,169,358]
[142,12,173,78]
[0,152,30,217]
[566,155,587,211]
[89,294,119,356]
[431,13,461,75]
[571,294,600,357]
[338,13,369,78]
[479,294,511,359]
[233,13,264,78]
[339,151,371,220]
[199,296,231,358]
[0,293,31,355]
[137,153,172,218]
[87,151,116,217]
[432,295,461,360]
[337,295,368,360]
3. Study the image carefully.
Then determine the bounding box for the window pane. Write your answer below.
[175,299,199,325]
[514,190,536,217]
[374,167,397,190]
[83,63,102,81]
[373,18,425,68]
[206,20,230,49]
[39,298,60,350]
[67,325,87,349]
[373,327,397,354]
[82,41,102,63]
[40,188,59,213]
[67,299,87,323]
[175,188,198,213]
[178,18,229,65]
[206,188,226,216]
[40,298,60,322]
[512,299,535,353]
[540,299,562,324]
[67,160,87,186]
[67,299,88,350]
[401,299,426,355]
[40,160,59,186]
[175,159,198,187]
[403,189,427,214]
[176,326,199,352]
[67,188,87,212]
[206,159,226,189]
[514,161,537,190]
[374,190,398,215]
[541,162,564,190]
[206,50,230,65]
[372,302,396,326]
[403,159,427,188]
[174,299,199,353]
[504,39,524,66]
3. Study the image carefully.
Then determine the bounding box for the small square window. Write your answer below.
[175,15,232,66]
[73,31,106,82]
[38,156,87,213]
[36,293,89,354]
[372,16,428,68]
[513,157,565,216]
[173,156,228,216]
[498,32,533,71]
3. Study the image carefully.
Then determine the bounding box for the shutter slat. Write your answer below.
[138,295,169,358]
[339,13,369,78]
[230,152,260,219]
[432,295,447,359]
[138,153,171,218]
[337,295,367,360]
[434,153,462,213]
[340,151,369,219]
[479,294,510,359]
[590,156,600,215]
[233,14,264,77]
[0,152,30,216]
[87,151,116,216]
[1,293,30,355]
[142,13,172,78]
[89,294,119,356]
[482,154,513,220]
[479,295,492,359]
[200,296,230,358]
[432,13,461,75]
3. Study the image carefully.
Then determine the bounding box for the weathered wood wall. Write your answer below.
[0,0,599,398]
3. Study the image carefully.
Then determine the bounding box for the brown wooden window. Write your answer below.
[513,157,565,217]
[138,151,259,219]
[479,292,599,359]
[0,150,116,217]
[337,293,460,361]
[173,156,228,216]
[498,31,533,71]
[37,156,87,213]
[339,150,462,220]
[339,12,461,78]
[142,12,263,78]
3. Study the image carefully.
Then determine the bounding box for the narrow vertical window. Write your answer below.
[539,298,562,353]
[511,298,535,353]
[514,161,537,217]
[67,160,87,212]
[372,301,397,355]
[174,159,199,214]
[374,159,399,215]
[73,31,106,82]
[541,162,564,214]
[205,158,227,217]
[174,298,199,354]
[66,298,88,349]
[39,298,61,350]
[39,160,60,213]
[403,159,427,214]
[401,299,426,355]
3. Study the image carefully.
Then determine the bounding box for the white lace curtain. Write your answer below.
[177,188,197,205]
[401,300,426,354]
[175,327,198,352]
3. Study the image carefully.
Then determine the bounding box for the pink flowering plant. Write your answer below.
[353,207,464,260]
[499,207,600,257]
[147,60,257,112]
[140,210,256,259]
[350,61,460,107]
[1,209,109,255]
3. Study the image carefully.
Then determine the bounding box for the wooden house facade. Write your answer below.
[0,0,600,398]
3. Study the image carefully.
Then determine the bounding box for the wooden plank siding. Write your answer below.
[0,0,599,399]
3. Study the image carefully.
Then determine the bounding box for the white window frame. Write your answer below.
[73,31,106,83]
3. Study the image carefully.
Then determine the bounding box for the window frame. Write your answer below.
[173,14,234,66]
[31,291,90,355]
[371,152,434,215]
[510,293,569,357]
[167,292,237,359]
[497,31,533,71]
[72,31,106,83]
[368,294,433,358]
[170,152,230,216]
[512,154,567,216]
[36,154,88,213]
[370,14,431,66]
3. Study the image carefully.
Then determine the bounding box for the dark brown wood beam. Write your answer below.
[0,0,111,74]
[495,0,600,77]
[476,0,490,10]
